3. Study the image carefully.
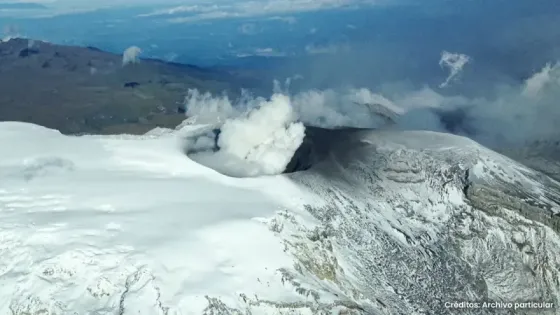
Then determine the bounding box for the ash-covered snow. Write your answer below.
[1,121,560,314]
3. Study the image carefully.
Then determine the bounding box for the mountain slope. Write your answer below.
[0,122,559,314]
[288,129,560,314]
[0,38,248,135]
[498,140,560,183]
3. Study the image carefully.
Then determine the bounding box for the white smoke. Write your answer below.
[182,89,270,124]
[182,81,406,177]
[218,94,304,175]
[522,62,560,98]
[396,62,560,145]
[290,88,401,128]
[122,46,142,66]
[184,81,403,131]
[180,59,560,177]
[186,94,305,177]
[468,62,560,145]
[1,24,21,42]
[439,51,470,88]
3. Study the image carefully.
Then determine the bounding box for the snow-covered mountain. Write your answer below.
[1,121,559,314]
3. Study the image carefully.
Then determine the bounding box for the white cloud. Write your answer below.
[267,15,297,24]
[304,43,350,55]
[164,52,179,62]
[252,47,287,57]
[0,0,375,19]
[238,22,259,35]
[137,4,221,17]
[0,0,181,17]
[438,51,470,88]
[236,47,288,57]
[522,62,560,98]
[141,0,377,23]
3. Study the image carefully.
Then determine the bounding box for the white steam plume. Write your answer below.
[180,60,560,177]
[395,61,560,145]
[122,46,142,66]
[184,82,403,130]
[1,24,20,42]
[218,94,304,174]
[182,81,403,177]
[439,51,470,88]
[522,63,560,98]
[291,88,402,128]
[186,94,305,177]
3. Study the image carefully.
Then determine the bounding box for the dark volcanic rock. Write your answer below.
[18,48,40,57]
[124,81,140,88]
[284,126,370,174]
[86,46,103,52]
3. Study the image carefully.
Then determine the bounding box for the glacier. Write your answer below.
[1,121,560,314]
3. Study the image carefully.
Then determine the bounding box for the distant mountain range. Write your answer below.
[0,38,260,134]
